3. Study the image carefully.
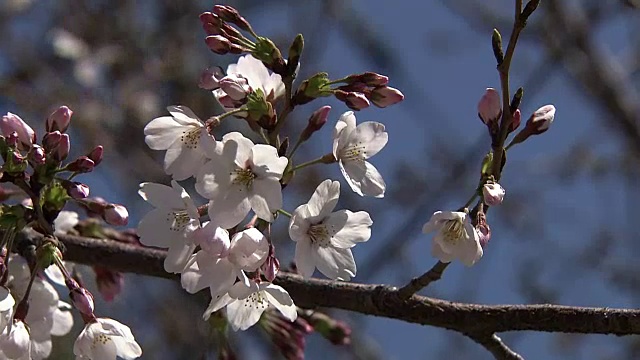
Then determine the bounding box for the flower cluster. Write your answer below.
[0,106,142,359]
[138,5,403,342]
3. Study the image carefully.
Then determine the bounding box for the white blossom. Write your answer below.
[0,287,14,334]
[144,106,215,180]
[137,180,201,273]
[73,318,142,360]
[422,211,483,266]
[0,319,31,359]
[332,111,388,198]
[53,210,79,236]
[203,280,296,331]
[196,132,288,228]
[289,179,372,280]
[181,225,268,297]
[214,54,285,111]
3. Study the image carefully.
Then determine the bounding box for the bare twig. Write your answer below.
[466,333,524,360]
[396,261,450,300]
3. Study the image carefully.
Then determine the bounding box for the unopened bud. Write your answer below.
[54,134,70,162]
[63,181,90,199]
[286,34,304,78]
[253,37,286,75]
[1,113,34,150]
[369,86,404,108]
[29,145,46,165]
[46,106,72,133]
[198,67,224,90]
[199,12,224,35]
[219,75,251,101]
[482,182,505,206]
[527,104,555,134]
[67,279,95,317]
[334,91,370,111]
[300,106,330,142]
[87,145,103,166]
[492,29,504,65]
[205,35,232,54]
[476,211,491,248]
[477,88,502,125]
[261,244,280,282]
[67,156,94,173]
[510,87,524,114]
[103,204,128,226]
[348,72,389,87]
[212,5,253,33]
[509,109,521,132]
[278,138,289,157]
[292,72,331,105]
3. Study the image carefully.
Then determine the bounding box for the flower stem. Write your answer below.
[463,193,479,210]
[219,107,248,121]
[277,209,292,218]
[289,157,325,172]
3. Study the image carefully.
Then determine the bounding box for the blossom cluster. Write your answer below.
[0,107,142,359]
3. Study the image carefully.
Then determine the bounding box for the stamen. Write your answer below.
[180,128,201,149]
[232,168,256,189]
[340,142,367,161]
[308,224,331,247]
[442,218,466,244]
[167,211,191,232]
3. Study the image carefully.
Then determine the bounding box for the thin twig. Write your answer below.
[466,333,524,360]
[396,261,449,300]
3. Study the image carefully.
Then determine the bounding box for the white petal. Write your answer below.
[51,301,74,336]
[314,247,356,281]
[263,284,297,322]
[422,211,464,233]
[431,241,455,263]
[138,182,184,210]
[143,116,184,150]
[340,160,386,198]
[208,193,251,229]
[288,206,311,242]
[226,296,265,331]
[306,180,340,220]
[228,135,254,167]
[166,105,202,126]
[0,287,15,311]
[180,254,235,295]
[53,210,79,235]
[457,225,483,266]
[195,158,232,200]
[332,111,356,157]
[164,242,196,273]
[329,210,372,248]
[229,228,268,271]
[250,178,282,221]
[250,144,288,178]
[203,293,234,320]
[136,209,178,248]
[351,121,388,158]
[294,239,316,278]
[164,145,206,181]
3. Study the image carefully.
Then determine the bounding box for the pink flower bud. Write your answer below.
[1,113,34,149]
[192,225,230,257]
[68,281,95,317]
[527,104,555,134]
[46,106,73,133]
[300,105,330,142]
[67,156,95,173]
[261,246,280,282]
[205,35,231,54]
[198,67,224,90]
[509,109,521,132]
[370,86,404,108]
[477,88,502,125]
[199,12,224,35]
[94,266,123,302]
[42,131,62,151]
[482,182,505,206]
[30,145,46,165]
[55,133,70,162]
[335,91,370,111]
[212,5,252,32]
[64,181,90,199]
[87,145,103,166]
[219,75,251,101]
[103,204,128,226]
[353,72,389,86]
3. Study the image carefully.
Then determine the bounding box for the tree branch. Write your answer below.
[396,261,450,300]
[466,333,524,360]
[17,229,639,338]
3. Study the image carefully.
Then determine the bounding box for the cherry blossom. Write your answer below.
[422,211,483,266]
[144,106,215,180]
[214,55,285,111]
[73,317,142,360]
[203,280,297,331]
[137,180,200,273]
[482,182,505,206]
[0,319,30,359]
[181,225,268,297]
[332,111,388,198]
[196,132,288,228]
[289,180,372,280]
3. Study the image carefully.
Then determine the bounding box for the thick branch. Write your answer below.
[26,229,640,336]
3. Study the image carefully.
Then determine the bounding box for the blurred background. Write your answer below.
[1,0,640,359]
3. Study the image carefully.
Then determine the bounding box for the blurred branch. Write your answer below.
[396,261,449,300]
[18,228,640,341]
